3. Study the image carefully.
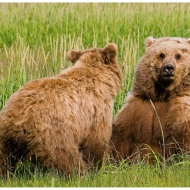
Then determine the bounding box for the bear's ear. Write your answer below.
[67,50,83,63]
[187,38,190,44]
[102,43,118,64]
[145,36,155,48]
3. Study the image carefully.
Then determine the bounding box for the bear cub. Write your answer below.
[0,43,122,177]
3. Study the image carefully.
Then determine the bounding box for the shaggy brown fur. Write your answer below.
[0,44,122,177]
[111,37,190,163]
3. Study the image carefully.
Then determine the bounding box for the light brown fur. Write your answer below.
[0,44,122,177]
[111,37,190,163]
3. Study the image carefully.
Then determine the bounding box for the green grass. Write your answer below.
[1,2,190,187]
[1,158,190,187]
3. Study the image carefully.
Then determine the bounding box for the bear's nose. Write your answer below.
[162,64,174,75]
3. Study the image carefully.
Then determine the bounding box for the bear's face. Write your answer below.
[134,37,190,100]
[147,38,190,91]
[67,43,118,69]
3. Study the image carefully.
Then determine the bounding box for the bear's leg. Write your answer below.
[0,142,16,178]
[164,137,186,160]
[80,140,110,170]
[53,147,87,177]
[0,149,9,177]
[110,138,131,161]
[126,143,162,164]
[29,144,87,178]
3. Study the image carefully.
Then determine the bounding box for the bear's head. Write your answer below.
[67,43,122,83]
[67,43,118,67]
[66,44,122,94]
[132,36,190,100]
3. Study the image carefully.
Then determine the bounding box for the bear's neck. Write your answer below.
[132,78,190,102]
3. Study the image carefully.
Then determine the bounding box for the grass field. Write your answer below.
[1,2,190,187]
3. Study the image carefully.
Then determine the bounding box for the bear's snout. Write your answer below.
[162,64,175,77]
[157,63,175,87]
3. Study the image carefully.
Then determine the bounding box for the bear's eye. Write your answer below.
[159,53,165,59]
[175,53,181,60]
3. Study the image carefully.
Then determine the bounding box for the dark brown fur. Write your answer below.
[111,37,190,163]
[0,44,122,177]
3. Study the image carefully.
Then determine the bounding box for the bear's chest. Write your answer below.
[153,97,190,124]
[151,96,190,141]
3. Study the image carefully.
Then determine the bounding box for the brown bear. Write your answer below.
[111,37,190,163]
[0,43,122,177]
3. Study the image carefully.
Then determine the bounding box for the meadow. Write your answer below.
[1,2,190,187]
